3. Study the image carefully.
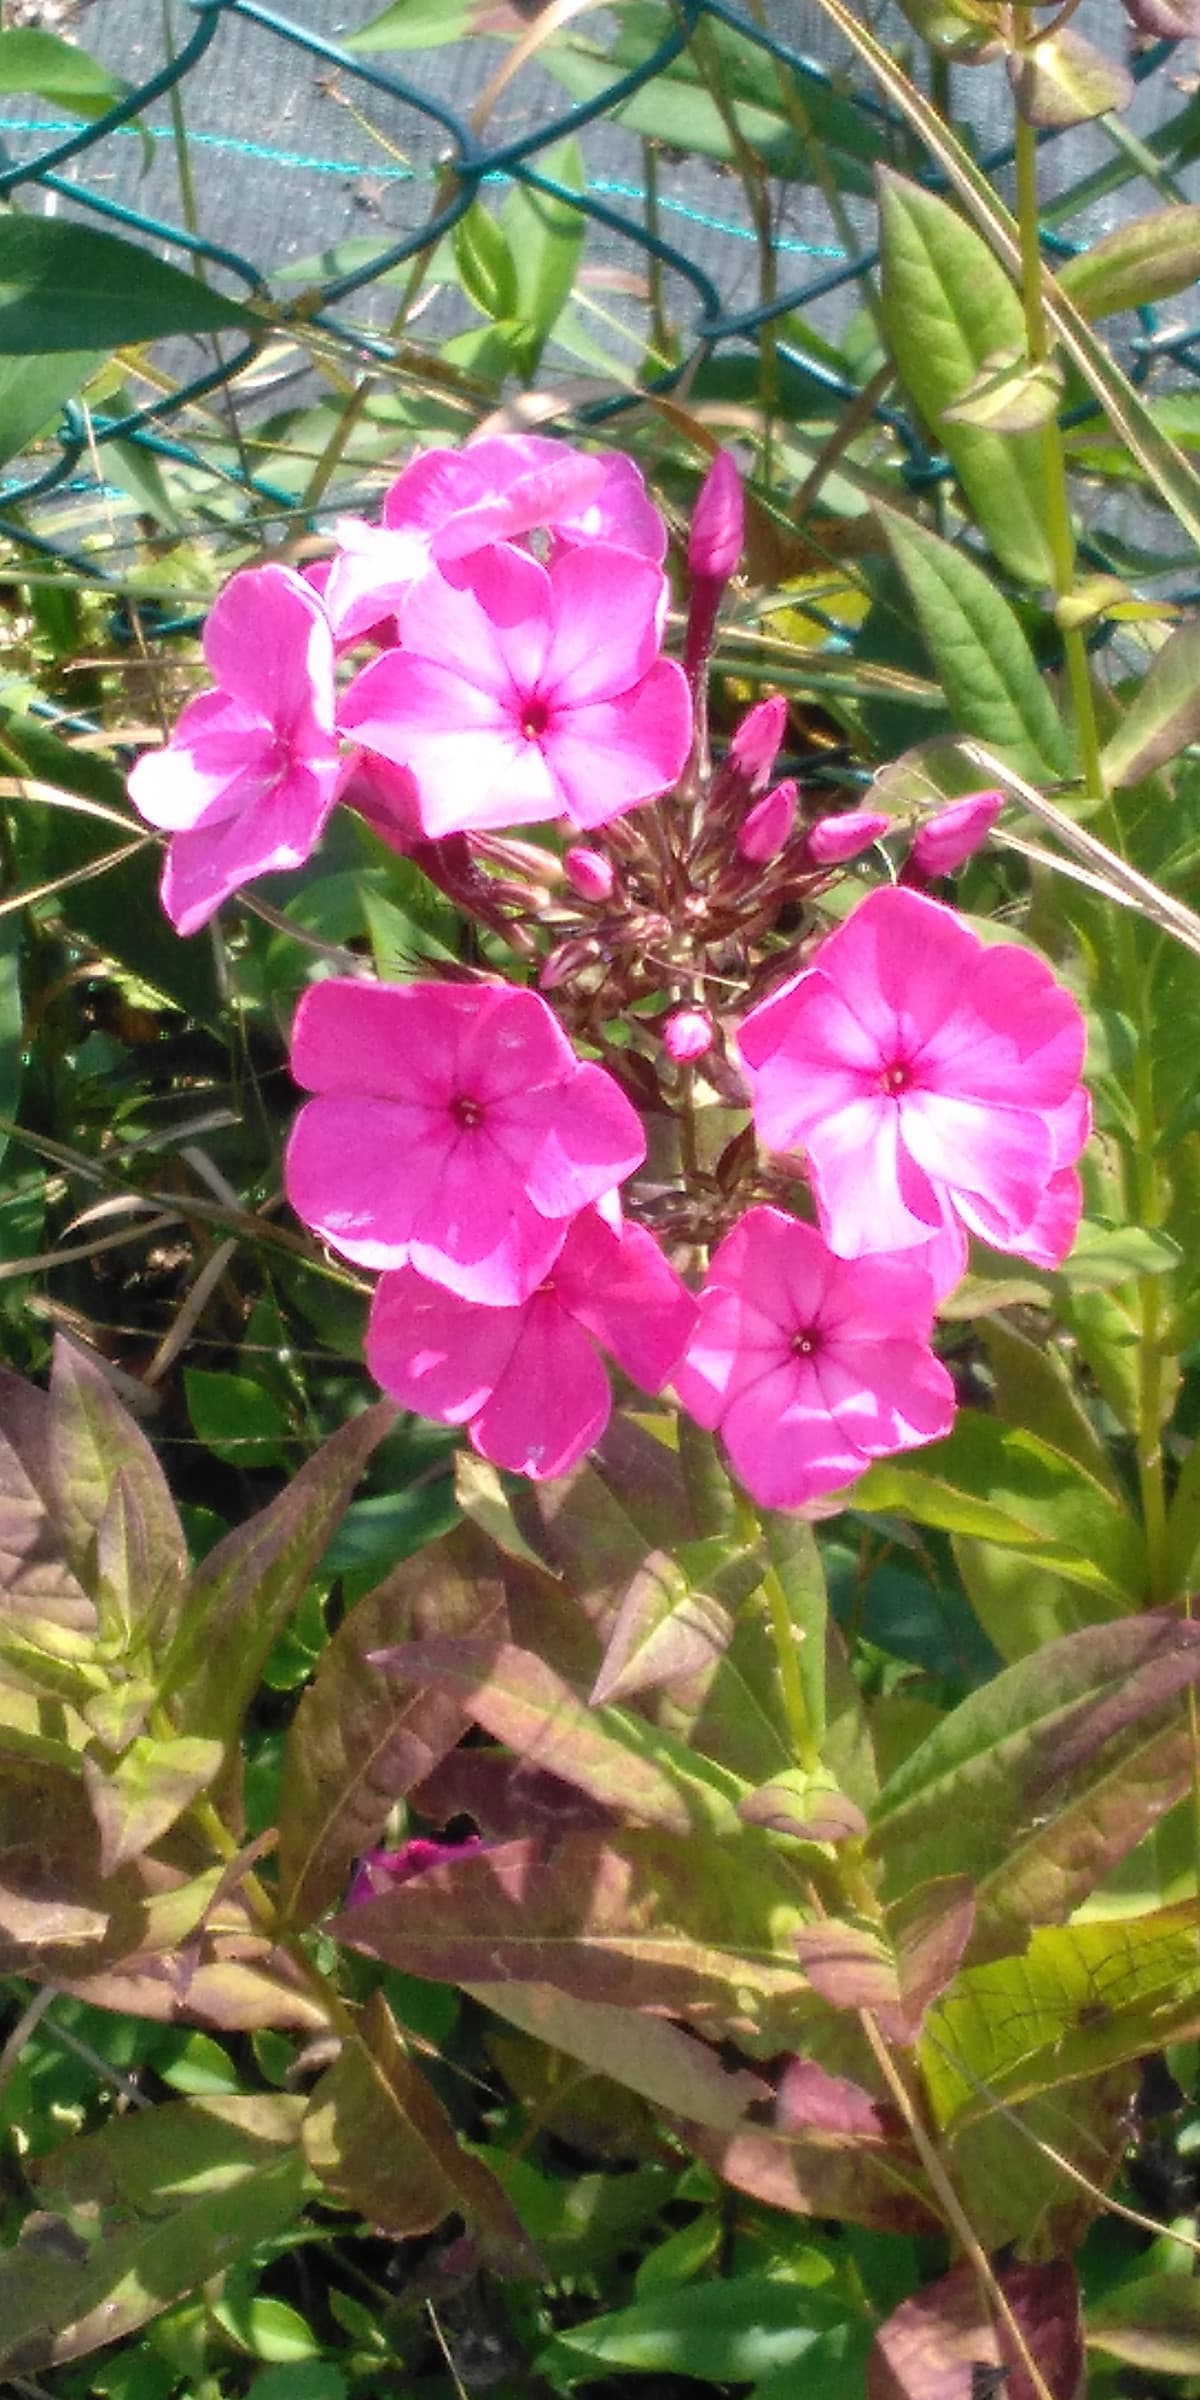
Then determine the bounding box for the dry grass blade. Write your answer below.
[0,837,152,922]
[961,741,1200,961]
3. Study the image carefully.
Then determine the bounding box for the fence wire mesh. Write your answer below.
[0,0,1193,621]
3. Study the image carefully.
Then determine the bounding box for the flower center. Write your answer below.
[880,1059,911,1097]
[451,1094,483,1128]
[791,1327,821,1358]
[520,694,551,743]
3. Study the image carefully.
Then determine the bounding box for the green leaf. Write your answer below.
[940,345,1064,434]
[348,0,495,46]
[761,1515,828,1756]
[536,2276,846,2382]
[925,1904,1200,2128]
[503,139,586,374]
[1088,2273,1200,2375]
[1008,28,1133,128]
[1102,621,1200,788]
[184,1368,289,1471]
[0,217,258,352]
[877,506,1069,780]
[870,1614,1200,1955]
[1057,204,1200,321]
[0,350,100,469]
[83,1734,223,1875]
[876,171,1053,585]
[0,28,128,116]
[853,1411,1145,1601]
[304,1990,539,2271]
[1056,1218,1182,1288]
[472,1983,767,2132]
[163,1404,392,1757]
[452,199,518,325]
[0,2095,306,2371]
[275,1524,507,1930]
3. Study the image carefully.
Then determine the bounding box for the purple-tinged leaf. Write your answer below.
[685,2102,936,2236]
[739,1768,867,1842]
[776,2055,897,2140]
[470,1983,767,2131]
[276,1524,508,1930]
[887,1876,975,2032]
[83,1734,223,1875]
[411,1747,613,1839]
[514,1412,699,1637]
[793,1920,906,2033]
[0,1389,93,1636]
[0,2095,307,2372]
[46,1339,186,1645]
[0,1757,131,1971]
[589,1546,733,1709]
[165,1402,392,1754]
[371,1636,743,1834]
[1087,2273,1200,2375]
[870,1614,1200,1958]
[303,1989,539,2273]
[868,2257,1083,2400]
[56,1950,329,2034]
[332,1829,812,2047]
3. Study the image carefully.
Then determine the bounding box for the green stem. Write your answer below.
[762,1561,821,1775]
[1013,43,1171,1600]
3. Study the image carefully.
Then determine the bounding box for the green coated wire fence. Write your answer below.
[0,0,1193,631]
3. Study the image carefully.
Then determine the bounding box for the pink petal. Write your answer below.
[472,1296,613,1479]
[553,1212,697,1390]
[291,979,513,1103]
[899,1090,1054,1234]
[432,442,606,561]
[408,1125,571,1304]
[285,1095,452,1269]
[160,761,338,936]
[812,886,982,1062]
[918,942,1087,1108]
[721,1373,867,1512]
[815,1336,956,1456]
[544,660,693,829]
[805,1097,946,1257]
[555,452,667,562]
[366,1268,522,1421]
[324,519,430,642]
[202,563,335,738]
[455,984,579,1104]
[405,544,552,696]
[540,545,668,702]
[337,748,425,851]
[497,1060,646,1219]
[129,697,269,832]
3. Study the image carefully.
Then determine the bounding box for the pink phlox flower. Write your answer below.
[127,563,339,937]
[908,789,1003,879]
[675,1205,956,1513]
[738,886,1089,1269]
[365,1207,698,1482]
[347,1834,483,1909]
[323,435,665,642]
[285,978,647,1304]
[339,538,692,837]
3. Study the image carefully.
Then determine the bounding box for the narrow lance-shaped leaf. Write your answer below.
[869,1613,1200,1957]
[304,1989,539,2273]
[0,217,258,353]
[470,1981,768,2131]
[46,1339,186,1650]
[164,1402,392,1752]
[878,505,1071,782]
[1056,204,1200,321]
[1102,620,1200,789]
[275,1523,508,1930]
[0,2096,307,2373]
[1088,2275,1200,2377]
[331,1827,812,2047]
[876,170,1052,586]
[373,1634,745,1833]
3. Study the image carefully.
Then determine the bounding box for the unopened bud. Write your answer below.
[805,808,890,866]
[738,778,797,864]
[663,1007,714,1063]
[337,747,424,851]
[563,844,615,903]
[538,934,603,991]
[909,789,1002,878]
[728,696,787,792]
[688,449,744,584]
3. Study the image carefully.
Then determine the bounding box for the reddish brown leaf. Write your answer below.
[303,1990,539,2273]
[793,1920,906,2035]
[685,2109,936,2236]
[411,1748,612,1839]
[869,2257,1083,2400]
[46,1340,186,1646]
[776,2056,899,2139]
[55,1951,328,2034]
[276,1524,507,1929]
[589,1548,732,1708]
[331,1828,811,2046]
[471,1983,767,2130]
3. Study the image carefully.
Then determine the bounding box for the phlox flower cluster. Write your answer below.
[129,433,1092,1512]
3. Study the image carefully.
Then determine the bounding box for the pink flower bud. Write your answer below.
[563,844,615,903]
[728,696,787,792]
[805,808,890,866]
[738,778,797,864]
[688,449,744,584]
[664,1007,714,1063]
[910,790,1002,878]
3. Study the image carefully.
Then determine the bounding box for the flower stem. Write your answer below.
[1012,25,1171,1601]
